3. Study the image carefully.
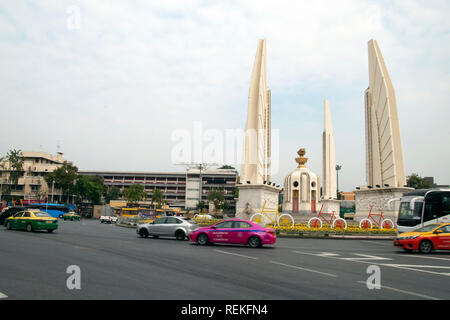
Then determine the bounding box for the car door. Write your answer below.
[148,217,167,235]
[210,221,234,243]
[10,212,23,229]
[160,217,178,237]
[231,221,253,244]
[434,225,450,249]
[19,212,32,230]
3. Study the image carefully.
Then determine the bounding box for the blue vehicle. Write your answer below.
[25,203,77,218]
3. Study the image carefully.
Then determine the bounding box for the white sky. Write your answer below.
[0,0,449,191]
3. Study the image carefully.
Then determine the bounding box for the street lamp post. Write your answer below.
[335,164,342,199]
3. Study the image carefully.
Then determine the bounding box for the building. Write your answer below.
[424,177,450,189]
[0,151,67,202]
[79,167,238,210]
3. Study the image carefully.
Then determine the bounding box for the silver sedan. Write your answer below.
[137,216,199,240]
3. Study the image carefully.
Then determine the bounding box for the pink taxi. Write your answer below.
[189,218,276,248]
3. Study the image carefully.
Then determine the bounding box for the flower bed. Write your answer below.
[270,223,397,236]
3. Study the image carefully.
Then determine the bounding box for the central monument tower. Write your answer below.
[236,39,280,219]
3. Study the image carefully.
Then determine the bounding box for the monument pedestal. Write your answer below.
[319,199,341,215]
[236,184,280,221]
[354,187,413,222]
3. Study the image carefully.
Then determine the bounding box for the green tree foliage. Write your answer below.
[5,149,24,186]
[207,187,228,212]
[218,165,235,169]
[104,185,121,204]
[151,187,164,208]
[44,161,78,200]
[406,173,433,189]
[196,200,207,212]
[123,184,145,206]
[74,175,105,205]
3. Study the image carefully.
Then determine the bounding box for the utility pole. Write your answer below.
[335,164,342,199]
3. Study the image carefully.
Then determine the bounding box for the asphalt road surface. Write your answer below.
[0,219,449,300]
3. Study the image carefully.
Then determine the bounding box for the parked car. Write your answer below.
[100,215,118,223]
[194,214,214,220]
[136,216,199,240]
[62,211,81,221]
[189,218,277,248]
[0,206,27,226]
[4,210,58,233]
[394,223,450,253]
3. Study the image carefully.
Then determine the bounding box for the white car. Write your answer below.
[100,215,118,224]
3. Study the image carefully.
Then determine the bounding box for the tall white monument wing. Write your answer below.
[241,39,271,184]
[365,39,406,188]
[322,99,337,199]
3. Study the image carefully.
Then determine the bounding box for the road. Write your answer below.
[0,219,449,300]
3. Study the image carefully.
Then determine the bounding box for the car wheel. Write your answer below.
[419,240,433,254]
[47,229,54,233]
[248,236,262,248]
[197,233,209,245]
[175,230,186,241]
[6,222,11,230]
[139,228,149,238]
[26,223,33,232]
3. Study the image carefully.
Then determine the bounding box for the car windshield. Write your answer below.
[414,224,440,232]
[34,212,51,217]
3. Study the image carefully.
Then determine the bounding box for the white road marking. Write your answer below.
[356,281,441,300]
[401,255,450,262]
[341,253,392,262]
[0,292,8,299]
[381,264,450,277]
[292,250,450,277]
[269,261,338,278]
[213,249,258,260]
[316,252,341,258]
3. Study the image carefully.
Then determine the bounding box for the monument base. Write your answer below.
[354,187,413,222]
[319,199,341,215]
[236,184,280,221]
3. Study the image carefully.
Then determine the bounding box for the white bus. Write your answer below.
[391,189,450,233]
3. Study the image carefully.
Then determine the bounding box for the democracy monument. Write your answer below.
[236,38,411,222]
[236,39,281,220]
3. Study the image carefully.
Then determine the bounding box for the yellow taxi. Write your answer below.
[394,223,450,253]
[62,211,81,221]
[4,209,58,233]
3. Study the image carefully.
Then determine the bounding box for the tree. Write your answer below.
[5,149,24,186]
[74,175,105,205]
[151,188,164,208]
[196,200,207,212]
[406,173,432,190]
[207,187,228,213]
[44,161,78,202]
[123,184,145,206]
[104,185,121,204]
[218,165,235,169]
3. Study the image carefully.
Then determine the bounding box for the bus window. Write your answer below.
[424,192,450,222]
[442,196,450,215]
